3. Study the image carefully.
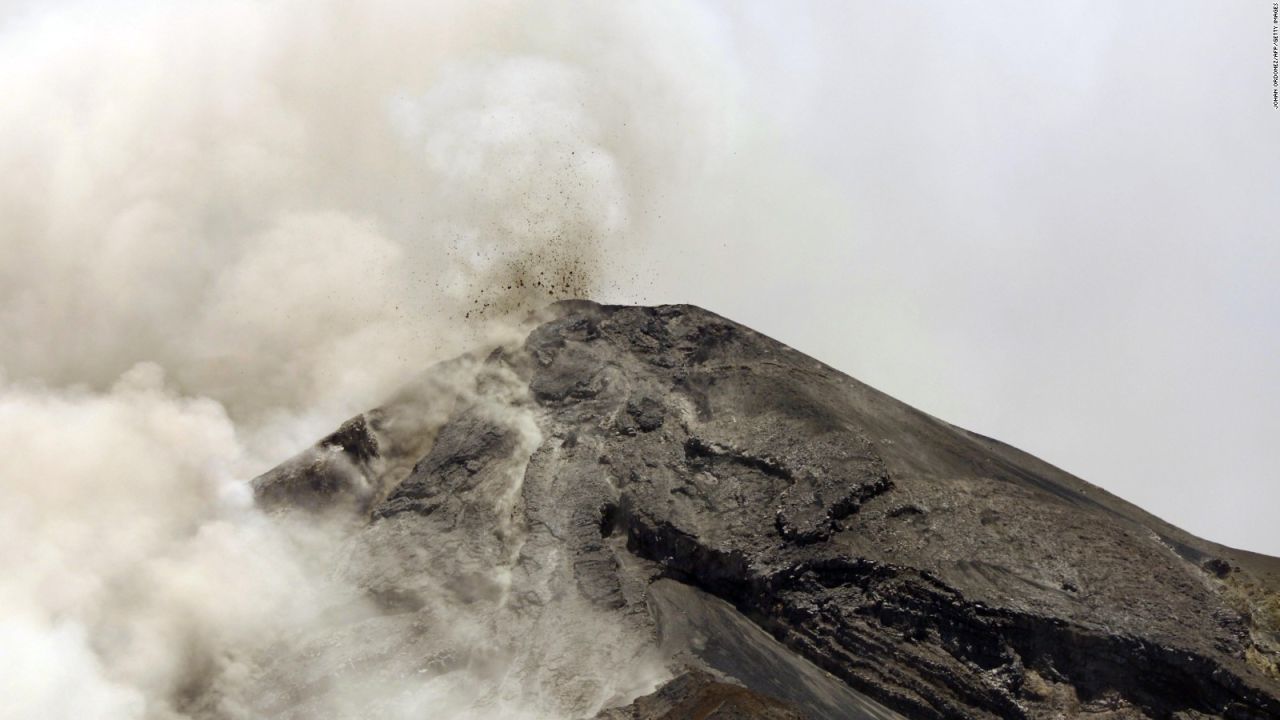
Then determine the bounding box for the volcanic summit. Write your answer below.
[252,301,1280,719]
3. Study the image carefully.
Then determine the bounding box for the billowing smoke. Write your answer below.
[0,1,737,717]
[0,0,735,423]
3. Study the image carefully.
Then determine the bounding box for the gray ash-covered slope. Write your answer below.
[256,301,1280,719]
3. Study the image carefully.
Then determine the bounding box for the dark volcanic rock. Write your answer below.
[594,670,807,719]
[256,302,1280,719]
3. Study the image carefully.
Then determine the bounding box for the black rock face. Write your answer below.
[593,669,808,719]
[255,302,1280,719]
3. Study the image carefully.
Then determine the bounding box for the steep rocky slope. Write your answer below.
[255,302,1280,719]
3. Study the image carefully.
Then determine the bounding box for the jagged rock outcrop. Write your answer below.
[255,301,1280,719]
[593,669,807,719]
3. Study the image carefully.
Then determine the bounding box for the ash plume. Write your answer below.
[0,2,736,718]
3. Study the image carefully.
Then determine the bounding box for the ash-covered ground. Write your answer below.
[253,301,1280,719]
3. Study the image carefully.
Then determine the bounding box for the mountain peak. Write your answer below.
[254,301,1280,718]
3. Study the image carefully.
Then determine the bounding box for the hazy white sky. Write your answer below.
[0,0,1275,560]
[7,4,1271,717]
[623,1,1280,554]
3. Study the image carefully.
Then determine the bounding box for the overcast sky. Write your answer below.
[3,5,1274,717]
[619,1,1280,555]
[1,1,1275,557]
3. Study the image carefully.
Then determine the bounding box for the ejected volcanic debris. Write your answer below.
[255,302,1280,719]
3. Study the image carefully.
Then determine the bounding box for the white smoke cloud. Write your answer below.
[0,365,356,720]
[0,0,735,420]
[0,1,738,718]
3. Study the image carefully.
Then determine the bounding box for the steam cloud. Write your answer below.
[0,1,736,718]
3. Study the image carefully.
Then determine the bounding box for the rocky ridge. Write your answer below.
[254,301,1280,719]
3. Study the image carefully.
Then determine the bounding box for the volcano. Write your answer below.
[253,302,1280,719]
